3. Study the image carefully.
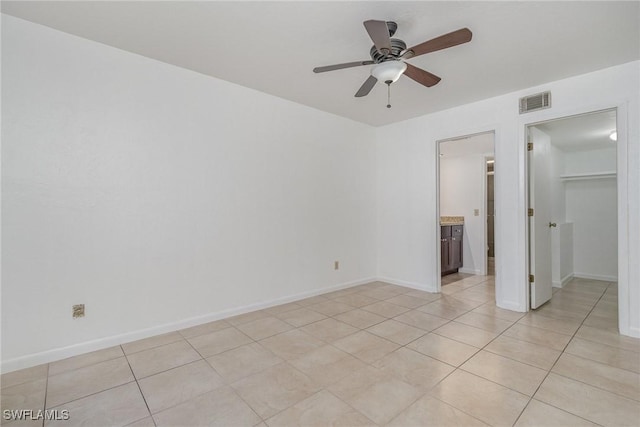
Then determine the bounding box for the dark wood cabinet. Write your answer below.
[441,225,463,275]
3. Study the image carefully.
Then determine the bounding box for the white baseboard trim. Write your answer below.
[379,275,523,314]
[626,326,640,339]
[552,273,574,288]
[376,276,437,293]
[573,272,618,282]
[496,300,526,313]
[459,268,482,275]
[1,276,377,373]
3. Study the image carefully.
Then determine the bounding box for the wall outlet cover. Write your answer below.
[73,304,85,318]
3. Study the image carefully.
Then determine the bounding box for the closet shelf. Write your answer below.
[560,171,616,181]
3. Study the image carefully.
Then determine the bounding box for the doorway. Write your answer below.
[486,157,495,276]
[526,109,618,309]
[437,131,496,290]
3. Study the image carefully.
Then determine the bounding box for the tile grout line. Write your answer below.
[409,300,530,395]
[394,278,595,425]
[135,335,261,423]
[262,283,536,419]
[388,278,494,425]
[121,334,185,357]
[540,297,640,400]
[8,278,631,427]
[42,356,141,411]
[567,333,640,356]
[510,282,612,426]
[40,363,49,427]
[287,289,445,424]
[548,369,640,404]
[44,379,138,415]
[426,393,497,426]
[122,344,155,424]
[180,325,265,423]
[320,279,505,425]
[566,325,640,354]
[48,352,126,377]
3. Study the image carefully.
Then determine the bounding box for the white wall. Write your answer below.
[549,142,617,286]
[1,16,377,370]
[551,223,574,287]
[376,61,640,338]
[439,154,487,275]
[564,147,617,175]
[549,142,573,287]
[3,16,639,373]
[558,147,618,282]
[550,144,566,223]
[566,178,618,281]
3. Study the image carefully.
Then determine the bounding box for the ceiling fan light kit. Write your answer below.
[371,61,407,84]
[313,20,473,107]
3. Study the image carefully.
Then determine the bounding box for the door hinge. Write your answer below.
[529,274,534,282]
[527,142,533,151]
[528,208,534,217]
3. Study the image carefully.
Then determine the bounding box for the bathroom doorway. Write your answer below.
[486,157,495,276]
[437,131,496,291]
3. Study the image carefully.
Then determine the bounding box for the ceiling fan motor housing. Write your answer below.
[370,38,407,62]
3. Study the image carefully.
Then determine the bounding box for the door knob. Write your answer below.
[548,222,557,228]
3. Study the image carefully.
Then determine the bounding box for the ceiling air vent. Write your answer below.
[519,91,551,114]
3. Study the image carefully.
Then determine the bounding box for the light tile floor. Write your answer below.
[2,278,639,426]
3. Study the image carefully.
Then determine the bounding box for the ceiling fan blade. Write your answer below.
[355,75,378,97]
[313,60,374,73]
[363,20,392,55]
[403,63,441,87]
[405,28,472,58]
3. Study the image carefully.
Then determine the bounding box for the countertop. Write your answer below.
[440,216,464,226]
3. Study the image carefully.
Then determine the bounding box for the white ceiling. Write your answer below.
[536,109,617,152]
[2,1,638,126]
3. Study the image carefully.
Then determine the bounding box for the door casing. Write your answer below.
[522,105,627,332]
[436,131,495,292]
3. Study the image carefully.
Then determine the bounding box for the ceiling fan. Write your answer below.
[313,20,472,107]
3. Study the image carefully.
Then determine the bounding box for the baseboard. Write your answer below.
[496,299,526,312]
[459,267,482,275]
[573,272,617,282]
[626,326,640,339]
[1,276,377,373]
[552,273,574,288]
[375,276,437,293]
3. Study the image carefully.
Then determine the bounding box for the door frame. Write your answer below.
[436,130,496,292]
[485,155,495,274]
[522,104,628,333]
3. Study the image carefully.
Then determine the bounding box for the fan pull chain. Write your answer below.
[387,82,392,108]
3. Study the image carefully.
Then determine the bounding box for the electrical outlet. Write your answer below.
[334,261,339,270]
[73,304,85,318]
[474,209,480,216]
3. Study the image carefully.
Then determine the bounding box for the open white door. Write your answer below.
[528,127,553,309]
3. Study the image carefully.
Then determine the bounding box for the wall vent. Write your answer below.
[519,91,551,114]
